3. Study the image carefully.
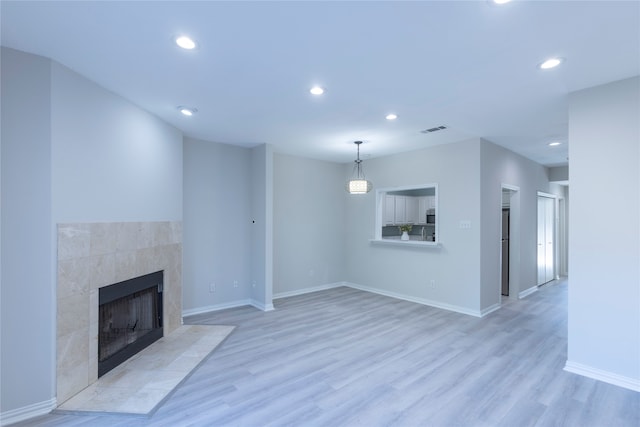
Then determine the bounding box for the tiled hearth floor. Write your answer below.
[56,324,234,416]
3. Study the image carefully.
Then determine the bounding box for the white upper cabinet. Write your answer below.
[394,196,407,224]
[405,197,418,224]
[427,195,436,210]
[384,195,419,225]
[417,197,428,224]
[384,195,396,225]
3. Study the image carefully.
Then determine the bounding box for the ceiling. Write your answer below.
[1,1,638,166]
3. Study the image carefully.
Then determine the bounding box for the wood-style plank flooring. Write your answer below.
[16,279,639,426]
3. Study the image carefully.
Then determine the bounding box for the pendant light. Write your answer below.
[346,141,372,194]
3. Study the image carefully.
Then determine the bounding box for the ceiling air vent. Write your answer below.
[420,125,447,134]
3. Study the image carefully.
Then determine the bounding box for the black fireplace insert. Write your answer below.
[98,270,163,377]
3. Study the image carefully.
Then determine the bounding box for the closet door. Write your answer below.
[544,197,555,282]
[537,199,547,285]
[537,196,555,285]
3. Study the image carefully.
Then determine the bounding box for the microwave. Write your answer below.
[426,214,436,224]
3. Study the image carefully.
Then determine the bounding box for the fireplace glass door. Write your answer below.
[98,271,163,376]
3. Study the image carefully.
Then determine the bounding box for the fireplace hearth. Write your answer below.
[98,271,163,377]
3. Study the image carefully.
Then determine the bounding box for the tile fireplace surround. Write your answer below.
[56,222,182,405]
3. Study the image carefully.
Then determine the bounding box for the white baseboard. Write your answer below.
[0,398,56,426]
[182,299,254,318]
[480,302,501,317]
[184,280,493,320]
[250,299,275,312]
[344,282,483,317]
[564,360,640,392]
[182,297,277,318]
[273,282,344,300]
[519,285,538,299]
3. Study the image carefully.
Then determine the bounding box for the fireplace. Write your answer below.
[98,271,163,377]
[57,221,182,404]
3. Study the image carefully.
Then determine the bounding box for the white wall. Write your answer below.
[182,138,252,311]
[1,48,184,419]
[345,139,484,315]
[273,153,347,297]
[568,76,640,387]
[1,47,55,416]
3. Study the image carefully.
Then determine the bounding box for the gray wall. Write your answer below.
[182,140,274,313]
[273,153,347,296]
[50,62,183,222]
[1,47,55,414]
[182,138,253,311]
[479,140,559,309]
[568,76,639,383]
[49,55,184,352]
[250,144,274,309]
[345,139,484,314]
[1,48,183,415]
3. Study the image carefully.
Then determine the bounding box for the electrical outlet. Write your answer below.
[429,280,436,289]
[209,283,216,293]
[309,269,315,277]
[459,220,472,229]
[252,280,256,288]
[233,280,239,288]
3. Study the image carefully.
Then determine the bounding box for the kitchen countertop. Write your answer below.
[383,235,434,242]
[371,237,440,248]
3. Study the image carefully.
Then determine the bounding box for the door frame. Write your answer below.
[500,184,520,303]
[537,191,558,285]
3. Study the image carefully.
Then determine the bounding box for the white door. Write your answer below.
[544,197,554,281]
[537,196,555,285]
[537,199,546,285]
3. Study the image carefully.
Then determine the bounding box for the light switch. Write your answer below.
[459,220,471,229]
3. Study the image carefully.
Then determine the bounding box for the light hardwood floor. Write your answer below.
[16,279,639,426]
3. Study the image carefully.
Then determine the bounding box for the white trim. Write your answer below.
[182,299,254,317]
[537,191,557,199]
[184,278,502,322]
[518,285,538,299]
[564,361,640,392]
[273,282,343,300]
[250,299,275,312]
[344,281,483,317]
[501,183,520,192]
[0,398,57,426]
[480,303,501,317]
[182,298,276,318]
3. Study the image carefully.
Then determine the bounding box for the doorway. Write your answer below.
[537,193,556,285]
[501,208,510,296]
[500,185,519,301]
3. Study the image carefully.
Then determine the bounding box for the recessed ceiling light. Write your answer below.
[539,57,564,70]
[493,0,511,4]
[175,35,197,50]
[386,114,398,120]
[177,106,197,116]
[548,141,562,147]
[310,86,325,95]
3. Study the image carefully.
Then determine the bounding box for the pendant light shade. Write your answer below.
[346,141,372,194]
